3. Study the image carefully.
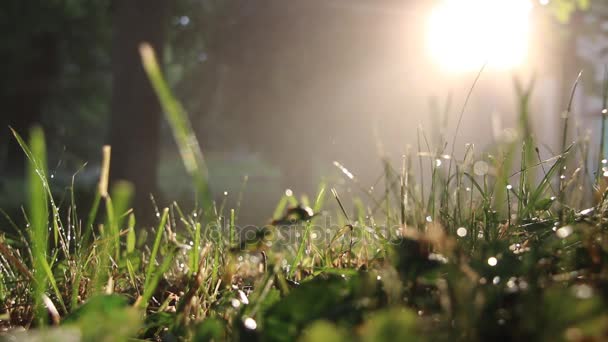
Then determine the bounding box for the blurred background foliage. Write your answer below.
[0,0,606,226]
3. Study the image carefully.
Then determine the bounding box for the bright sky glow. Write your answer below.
[427,0,532,72]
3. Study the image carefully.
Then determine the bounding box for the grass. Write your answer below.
[1,45,608,341]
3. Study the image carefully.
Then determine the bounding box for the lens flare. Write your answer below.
[427,0,532,72]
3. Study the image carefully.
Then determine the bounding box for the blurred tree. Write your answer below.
[109,0,170,223]
[0,0,111,176]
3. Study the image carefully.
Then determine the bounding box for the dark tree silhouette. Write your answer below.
[109,0,169,224]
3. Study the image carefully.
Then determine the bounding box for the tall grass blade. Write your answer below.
[144,207,169,291]
[597,66,608,184]
[139,43,213,221]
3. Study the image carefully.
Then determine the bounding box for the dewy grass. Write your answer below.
[3,46,608,340]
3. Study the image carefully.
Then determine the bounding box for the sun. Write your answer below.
[427,0,532,72]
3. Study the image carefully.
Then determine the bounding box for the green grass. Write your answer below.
[1,46,608,341]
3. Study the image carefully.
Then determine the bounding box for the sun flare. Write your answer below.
[427,0,532,72]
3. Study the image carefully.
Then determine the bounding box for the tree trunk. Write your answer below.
[109,0,169,225]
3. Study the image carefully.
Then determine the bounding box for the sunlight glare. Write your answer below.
[427,0,532,72]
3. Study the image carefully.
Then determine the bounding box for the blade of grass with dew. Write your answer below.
[139,247,177,310]
[521,145,572,219]
[447,64,486,184]
[559,72,582,219]
[144,207,169,291]
[597,66,608,184]
[83,146,110,246]
[515,77,536,188]
[290,184,326,276]
[229,209,236,246]
[192,221,201,275]
[13,127,67,317]
[561,71,582,155]
[139,43,213,221]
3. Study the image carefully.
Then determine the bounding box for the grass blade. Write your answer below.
[139,43,213,221]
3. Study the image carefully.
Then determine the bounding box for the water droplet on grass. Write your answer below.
[456,227,467,237]
[506,184,512,190]
[179,15,190,26]
[556,226,573,239]
[238,290,249,304]
[487,257,498,266]
[285,189,293,196]
[243,317,257,330]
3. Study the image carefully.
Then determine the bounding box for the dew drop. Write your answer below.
[556,226,573,239]
[238,290,249,305]
[243,317,257,330]
[456,227,467,237]
[179,15,190,26]
[488,257,498,266]
[285,189,293,197]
